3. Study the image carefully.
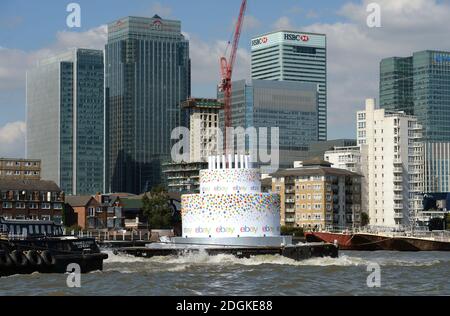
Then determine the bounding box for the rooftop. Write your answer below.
[65,195,97,207]
[0,179,61,191]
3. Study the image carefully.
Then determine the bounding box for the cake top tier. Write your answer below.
[208,155,253,170]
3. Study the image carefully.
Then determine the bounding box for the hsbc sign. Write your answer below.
[252,36,268,46]
[284,33,310,42]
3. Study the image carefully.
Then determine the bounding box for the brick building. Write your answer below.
[0,158,41,180]
[0,179,64,223]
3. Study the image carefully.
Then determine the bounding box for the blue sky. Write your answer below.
[1,0,450,157]
[0,0,344,50]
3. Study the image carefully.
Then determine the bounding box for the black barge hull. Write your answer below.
[117,243,338,261]
[0,252,108,277]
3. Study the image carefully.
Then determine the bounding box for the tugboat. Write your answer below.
[0,217,108,277]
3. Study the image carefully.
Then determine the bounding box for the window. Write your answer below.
[88,207,95,217]
[16,202,26,209]
[2,202,12,209]
[41,203,51,210]
[53,203,62,210]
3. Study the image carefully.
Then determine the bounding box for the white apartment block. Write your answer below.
[357,99,423,229]
[189,112,219,162]
[182,99,223,163]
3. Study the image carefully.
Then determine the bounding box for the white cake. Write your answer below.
[181,155,281,239]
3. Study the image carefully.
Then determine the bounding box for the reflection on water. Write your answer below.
[1,250,449,296]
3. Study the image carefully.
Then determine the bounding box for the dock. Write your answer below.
[116,242,338,261]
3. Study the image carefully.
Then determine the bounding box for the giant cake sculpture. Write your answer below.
[172,155,292,247]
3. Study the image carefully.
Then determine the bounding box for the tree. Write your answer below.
[361,212,370,227]
[142,186,173,229]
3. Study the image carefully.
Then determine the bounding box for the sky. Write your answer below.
[1,0,450,157]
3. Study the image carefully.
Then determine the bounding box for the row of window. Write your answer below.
[1,202,62,210]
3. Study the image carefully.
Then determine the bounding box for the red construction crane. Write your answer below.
[219,0,247,154]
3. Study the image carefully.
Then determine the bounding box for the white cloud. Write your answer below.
[0,25,107,92]
[292,0,450,138]
[0,121,26,157]
[150,2,173,18]
[187,33,251,90]
[273,16,294,30]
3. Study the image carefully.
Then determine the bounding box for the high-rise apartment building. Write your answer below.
[181,98,223,163]
[105,15,191,194]
[26,49,104,195]
[251,31,327,140]
[357,99,423,229]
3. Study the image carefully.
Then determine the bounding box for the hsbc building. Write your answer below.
[251,31,327,141]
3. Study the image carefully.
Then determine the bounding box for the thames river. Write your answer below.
[0,251,449,296]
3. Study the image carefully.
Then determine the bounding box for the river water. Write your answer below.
[0,251,449,296]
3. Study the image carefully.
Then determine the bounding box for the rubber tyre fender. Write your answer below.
[39,250,56,266]
[0,252,13,268]
[25,250,43,267]
[9,250,28,267]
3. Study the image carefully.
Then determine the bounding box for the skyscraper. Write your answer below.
[26,49,104,195]
[219,79,319,168]
[105,15,191,194]
[380,50,450,142]
[251,31,327,141]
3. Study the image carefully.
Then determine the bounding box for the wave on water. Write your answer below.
[103,249,444,270]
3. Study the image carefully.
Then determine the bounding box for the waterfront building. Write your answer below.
[271,158,362,230]
[65,194,123,230]
[181,98,223,163]
[324,146,368,215]
[162,161,208,194]
[0,158,41,180]
[105,15,191,195]
[219,79,319,169]
[357,99,423,229]
[300,139,357,163]
[380,50,450,142]
[26,49,104,195]
[0,179,64,223]
[251,31,327,140]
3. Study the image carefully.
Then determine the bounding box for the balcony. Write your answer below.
[394,204,403,210]
[393,176,403,182]
[285,218,295,223]
[394,168,403,173]
[285,208,295,213]
[285,189,295,194]
[285,199,295,204]
[394,195,403,201]
[394,186,403,191]
[394,213,404,219]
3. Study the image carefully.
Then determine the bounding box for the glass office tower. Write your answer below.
[380,50,450,142]
[219,79,319,168]
[251,31,327,141]
[26,49,104,195]
[105,15,191,194]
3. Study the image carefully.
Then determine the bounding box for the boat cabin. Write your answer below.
[0,217,63,238]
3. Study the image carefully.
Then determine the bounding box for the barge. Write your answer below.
[116,242,339,261]
[0,218,108,277]
[305,231,450,251]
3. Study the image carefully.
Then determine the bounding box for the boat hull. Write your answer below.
[305,232,450,251]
